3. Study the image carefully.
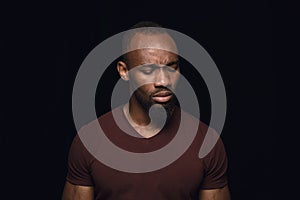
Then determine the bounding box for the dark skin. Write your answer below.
[120,50,179,125]
[119,32,180,129]
[62,182,94,200]
[62,32,231,200]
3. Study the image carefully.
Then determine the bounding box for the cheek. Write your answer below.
[130,73,153,85]
[169,73,180,87]
[137,84,154,95]
[129,73,154,91]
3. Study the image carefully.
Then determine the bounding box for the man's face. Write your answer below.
[127,49,180,109]
[124,33,180,110]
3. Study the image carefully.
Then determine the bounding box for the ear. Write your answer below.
[117,61,129,81]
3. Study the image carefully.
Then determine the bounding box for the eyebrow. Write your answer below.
[140,60,180,68]
[166,60,180,66]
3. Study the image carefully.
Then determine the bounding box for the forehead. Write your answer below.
[127,32,178,54]
[126,33,178,67]
[127,49,178,67]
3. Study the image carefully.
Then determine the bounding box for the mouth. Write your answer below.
[152,91,173,103]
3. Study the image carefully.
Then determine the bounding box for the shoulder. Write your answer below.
[179,108,214,142]
[179,108,226,159]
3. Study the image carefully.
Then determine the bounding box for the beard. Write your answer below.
[133,87,177,122]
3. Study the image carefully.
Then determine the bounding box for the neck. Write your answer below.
[128,97,150,126]
[123,99,172,138]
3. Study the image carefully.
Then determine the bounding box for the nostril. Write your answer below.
[154,68,171,86]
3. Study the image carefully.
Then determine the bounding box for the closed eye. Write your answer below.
[166,60,179,72]
[139,64,156,74]
[140,69,154,74]
[166,60,179,67]
[166,67,176,72]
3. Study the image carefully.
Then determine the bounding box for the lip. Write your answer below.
[152,91,173,103]
[152,91,172,97]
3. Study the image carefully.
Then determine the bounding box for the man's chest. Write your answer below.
[89,152,205,200]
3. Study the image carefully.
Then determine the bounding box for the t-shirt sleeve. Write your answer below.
[66,134,94,186]
[200,136,228,189]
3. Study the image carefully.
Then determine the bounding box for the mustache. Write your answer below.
[150,88,173,97]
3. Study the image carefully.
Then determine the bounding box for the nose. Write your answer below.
[154,68,170,87]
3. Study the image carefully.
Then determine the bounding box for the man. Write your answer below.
[62,21,230,200]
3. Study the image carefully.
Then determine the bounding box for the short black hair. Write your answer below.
[122,21,165,51]
[121,21,167,64]
[131,21,162,29]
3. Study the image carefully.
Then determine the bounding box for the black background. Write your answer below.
[1,0,279,199]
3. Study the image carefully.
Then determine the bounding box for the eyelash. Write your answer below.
[140,62,179,75]
[166,67,176,72]
[141,70,154,75]
[141,67,177,75]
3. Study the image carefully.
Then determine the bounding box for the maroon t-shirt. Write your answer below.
[66,106,228,200]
